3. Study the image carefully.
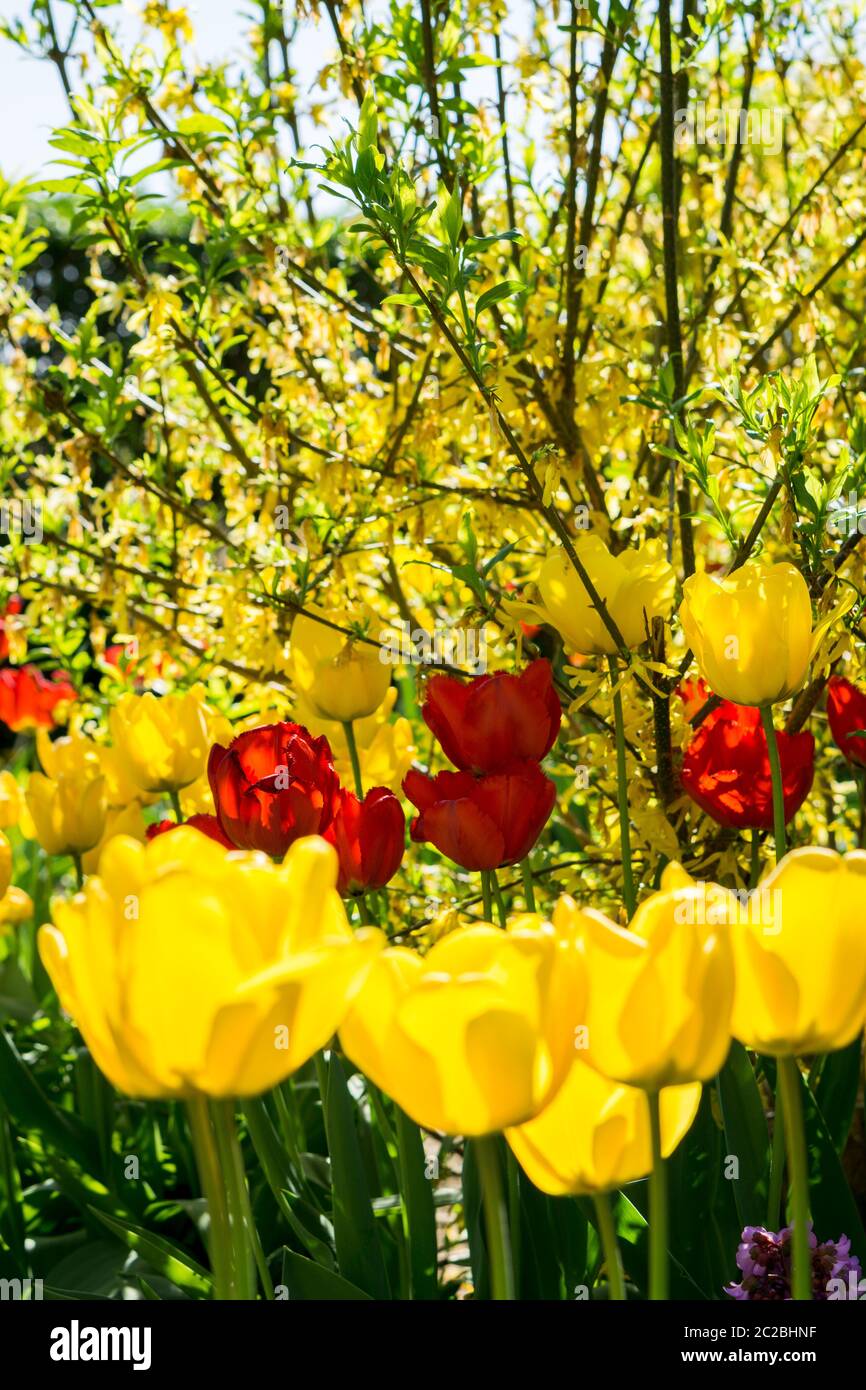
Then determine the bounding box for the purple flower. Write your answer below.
[725,1223,862,1300]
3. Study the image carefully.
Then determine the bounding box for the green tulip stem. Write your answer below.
[210,1099,260,1300]
[778,1056,812,1300]
[169,787,183,823]
[767,1080,785,1229]
[480,869,494,924]
[760,705,787,863]
[521,858,537,912]
[749,827,761,890]
[72,854,84,891]
[186,1095,234,1300]
[608,657,636,919]
[647,1090,669,1301]
[491,869,509,927]
[593,1192,626,1300]
[474,1136,515,1300]
[342,720,365,799]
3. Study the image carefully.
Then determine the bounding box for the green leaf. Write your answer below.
[797,1066,866,1261]
[88,1208,212,1297]
[357,90,378,153]
[815,1038,862,1153]
[716,1042,770,1227]
[0,1030,97,1170]
[394,1106,438,1299]
[279,1248,372,1300]
[0,958,37,1022]
[475,280,524,319]
[325,1053,390,1298]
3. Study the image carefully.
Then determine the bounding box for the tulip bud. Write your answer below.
[289,606,391,723]
[679,561,812,706]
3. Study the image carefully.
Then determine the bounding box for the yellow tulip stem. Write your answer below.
[759,705,787,862]
[777,1057,812,1300]
[72,854,84,891]
[210,1099,261,1300]
[186,1095,235,1300]
[480,870,494,924]
[169,788,183,823]
[607,658,636,919]
[520,858,536,912]
[342,720,365,799]
[474,1135,515,1300]
[647,1090,669,1301]
[592,1193,626,1301]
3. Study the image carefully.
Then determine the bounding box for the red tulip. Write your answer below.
[324,786,405,894]
[208,722,340,857]
[146,814,235,848]
[680,697,814,830]
[0,665,76,732]
[827,676,866,768]
[422,659,561,773]
[403,760,557,870]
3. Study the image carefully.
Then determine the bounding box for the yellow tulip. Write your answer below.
[293,687,416,792]
[0,885,33,933]
[504,536,675,655]
[0,830,11,897]
[36,726,102,782]
[26,771,107,857]
[108,689,213,793]
[730,847,866,1056]
[38,831,383,1098]
[568,869,735,1089]
[679,561,812,705]
[507,1060,701,1196]
[81,801,148,876]
[340,915,586,1136]
[289,605,391,722]
[0,770,23,829]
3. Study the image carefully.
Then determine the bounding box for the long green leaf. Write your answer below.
[325,1053,390,1298]
[395,1105,438,1300]
[88,1207,212,1297]
[279,1248,372,1300]
[716,1042,770,1227]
